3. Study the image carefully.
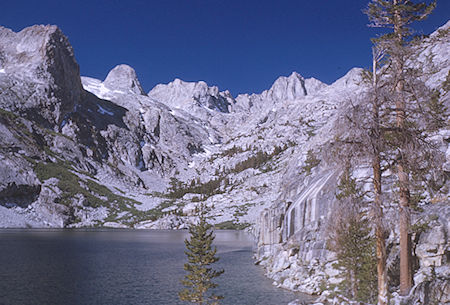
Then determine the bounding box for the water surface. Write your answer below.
[0,229,310,305]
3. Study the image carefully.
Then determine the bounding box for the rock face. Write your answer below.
[253,22,450,304]
[80,67,218,174]
[233,72,328,114]
[0,22,449,305]
[0,25,82,127]
[103,64,146,95]
[262,72,308,102]
[400,205,450,305]
[148,78,235,113]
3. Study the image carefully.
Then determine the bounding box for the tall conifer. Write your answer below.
[365,0,436,296]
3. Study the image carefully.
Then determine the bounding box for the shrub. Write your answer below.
[301,150,320,176]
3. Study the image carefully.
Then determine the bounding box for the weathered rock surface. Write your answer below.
[0,25,82,127]
[253,22,450,304]
[103,64,146,96]
[149,78,235,113]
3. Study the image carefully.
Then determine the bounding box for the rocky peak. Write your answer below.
[233,72,328,113]
[304,77,328,95]
[329,67,364,89]
[262,72,307,102]
[148,79,234,113]
[104,64,146,96]
[0,25,78,77]
[0,25,82,127]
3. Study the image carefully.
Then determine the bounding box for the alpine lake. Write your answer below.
[0,229,313,305]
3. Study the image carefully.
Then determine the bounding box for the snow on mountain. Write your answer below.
[81,65,151,111]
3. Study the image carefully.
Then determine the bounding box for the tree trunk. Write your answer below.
[372,50,388,305]
[374,156,388,305]
[350,269,357,300]
[393,0,412,295]
[398,160,412,295]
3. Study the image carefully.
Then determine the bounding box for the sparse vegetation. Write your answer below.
[165,177,227,200]
[411,220,430,235]
[228,144,288,174]
[164,144,290,200]
[301,150,320,176]
[34,160,137,210]
[0,107,18,120]
[327,172,377,303]
[214,220,250,230]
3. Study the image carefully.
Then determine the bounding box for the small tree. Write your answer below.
[328,171,378,303]
[179,204,224,305]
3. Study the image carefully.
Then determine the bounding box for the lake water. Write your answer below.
[0,229,310,305]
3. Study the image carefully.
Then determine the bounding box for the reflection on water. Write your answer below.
[0,229,311,305]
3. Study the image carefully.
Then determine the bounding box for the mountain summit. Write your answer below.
[148,78,234,113]
[0,25,82,126]
[261,72,328,102]
[104,64,146,96]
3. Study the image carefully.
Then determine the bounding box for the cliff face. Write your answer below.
[0,25,82,127]
[254,23,450,304]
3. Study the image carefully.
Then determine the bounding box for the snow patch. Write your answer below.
[96,84,111,99]
[60,119,67,129]
[97,104,114,116]
[82,78,115,100]
[137,159,145,171]
[200,147,212,157]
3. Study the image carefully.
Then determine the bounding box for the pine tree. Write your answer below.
[369,46,389,305]
[179,204,224,305]
[328,46,390,305]
[328,171,377,303]
[366,0,436,296]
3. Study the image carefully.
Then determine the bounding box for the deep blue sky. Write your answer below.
[1,0,449,95]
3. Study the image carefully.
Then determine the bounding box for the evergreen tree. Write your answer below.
[328,171,377,303]
[179,204,224,305]
[327,47,390,304]
[366,0,436,295]
[369,46,389,305]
